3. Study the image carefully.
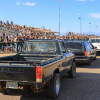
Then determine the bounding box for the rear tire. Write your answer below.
[87,58,91,65]
[93,56,96,60]
[68,62,76,78]
[47,73,60,99]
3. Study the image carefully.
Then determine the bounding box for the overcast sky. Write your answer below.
[0,0,100,35]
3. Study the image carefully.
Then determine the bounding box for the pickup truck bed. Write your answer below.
[0,55,61,83]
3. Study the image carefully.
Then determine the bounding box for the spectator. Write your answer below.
[0,37,1,42]
[11,38,14,52]
[0,20,2,25]
[3,22,5,25]
[5,32,8,37]
[22,36,25,42]
[8,34,11,41]
[7,20,9,25]
[7,40,11,52]
[3,38,7,52]
[0,32,1,37]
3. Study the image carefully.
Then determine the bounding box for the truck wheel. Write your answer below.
[87,58,91,65]
[93,56,96,60]
[47,73,60,99]
[68,62,76,78]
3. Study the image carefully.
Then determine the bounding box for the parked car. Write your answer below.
[0,39,76,99]
[89,38,100,52]
[64,40,96,65]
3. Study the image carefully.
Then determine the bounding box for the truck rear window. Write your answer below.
[65,42,83,50]
[24,42,57,53]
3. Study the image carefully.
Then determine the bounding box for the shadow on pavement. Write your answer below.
[76,57,100,68]
[20,72,100,100]
[20,90,51,100]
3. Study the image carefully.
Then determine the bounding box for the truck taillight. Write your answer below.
[84,50,87,55]
[36,66,42,79]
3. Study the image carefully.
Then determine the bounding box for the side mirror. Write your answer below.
[67,48,72,52]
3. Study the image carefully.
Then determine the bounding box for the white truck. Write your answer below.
[89,38,100,52]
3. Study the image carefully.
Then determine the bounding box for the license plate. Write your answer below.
[6,81,18,89]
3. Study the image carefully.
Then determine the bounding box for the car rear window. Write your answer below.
[65,42,84,50]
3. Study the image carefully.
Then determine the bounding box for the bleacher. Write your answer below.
[0,25,19,38]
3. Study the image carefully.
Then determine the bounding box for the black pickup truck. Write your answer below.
[0,39,76,99]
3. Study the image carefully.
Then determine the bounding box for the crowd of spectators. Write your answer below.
[0,20,99,42]
[0,20,99,53]
[66,32,99,40]
[0,20,62,42]
[0,20,61,52]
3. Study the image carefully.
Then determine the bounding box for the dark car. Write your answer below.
[64,40,96,65]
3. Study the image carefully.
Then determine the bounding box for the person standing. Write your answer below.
[7,20,9,25]
[11,38,14,52]
[3,38,7,52]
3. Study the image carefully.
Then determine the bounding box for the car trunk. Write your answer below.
[69,50,85,56]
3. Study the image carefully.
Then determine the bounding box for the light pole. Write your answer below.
[89,23,91,35]
[78,17,81,34]
[96,26,98,36]
[78,13,83,35]
[81,13,83,35]
[94,20,96,38]
[59,0,61,38]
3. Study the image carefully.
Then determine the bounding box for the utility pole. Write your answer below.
[78,17,81,34]
[89,23,91,35]
[78,13,83,35]
[96,26,98,36]
[59,0,61,38]
[81,13,83,35]
[94,20,96,38]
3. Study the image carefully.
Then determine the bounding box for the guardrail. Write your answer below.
[0,42,23,53]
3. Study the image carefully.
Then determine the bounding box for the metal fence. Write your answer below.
[0,42,23,53]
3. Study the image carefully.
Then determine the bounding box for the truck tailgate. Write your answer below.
[0,65,36,82]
